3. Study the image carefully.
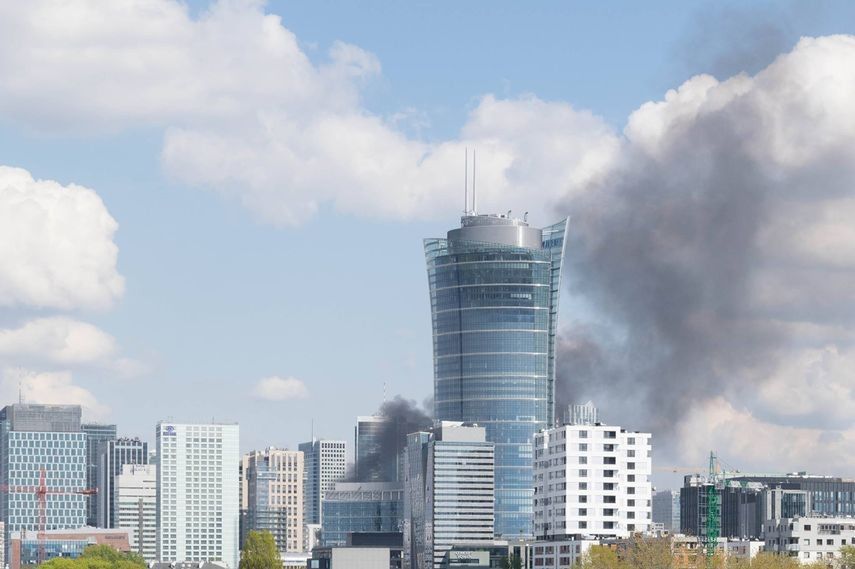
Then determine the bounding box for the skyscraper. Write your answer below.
[298,439,346,528]
[354,415,392,482]
[0,404,88,560]
[243,448,304,554]
[81,423,117,527]
[424,212,568,536]
[156,421,239,568]
[98,437,149,527]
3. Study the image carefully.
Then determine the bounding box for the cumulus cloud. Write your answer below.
[556,35,855,475]
[252,376,309,401]
[2,368,110,421]
[0,166,123,310]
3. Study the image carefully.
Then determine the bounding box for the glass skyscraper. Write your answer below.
[425,213,568,537]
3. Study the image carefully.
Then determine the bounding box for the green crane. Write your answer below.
[704,451,722,562]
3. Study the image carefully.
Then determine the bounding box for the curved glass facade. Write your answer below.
[425,215,567,537]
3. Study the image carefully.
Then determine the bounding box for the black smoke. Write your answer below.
[349,396,432,482]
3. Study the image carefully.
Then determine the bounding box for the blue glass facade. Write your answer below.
[425,214,567,537]
[321,484,403,546]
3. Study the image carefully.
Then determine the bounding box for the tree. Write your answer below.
[623,535,672,569]
[239,530,281,569]
[840,545,855,569]
[40,544,146,569]
[579,545,627,569]
[500,554,523,569]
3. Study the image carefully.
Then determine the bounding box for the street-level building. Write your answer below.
[764,516,855,564]
[533,405,653,540]
[156,421,240,568]
[530,538,599,569]
[9,528,130,569]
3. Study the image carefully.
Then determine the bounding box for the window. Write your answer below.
[579,444,588,452]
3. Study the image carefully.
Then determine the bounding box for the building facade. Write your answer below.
[764,516,855,564]
[244,448,304,554]
[0,404,88,561]
[98,437,149,527]
[652,490,681,532]
[321,482,403,546]
[9,528,130,569]
[425,212,568,537]
[82,423,117,527]
[156,422,240,569]
[533,412,653,540]
[354,416,393,482]
[404,422,495,569]
[299,439,347,527]
[115,464,157,561]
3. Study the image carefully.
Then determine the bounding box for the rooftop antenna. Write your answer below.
[18,381,23,404]
[311,418,315,443]
[464,148,469,215]
[472,148,477,215]
[383,381,387,405]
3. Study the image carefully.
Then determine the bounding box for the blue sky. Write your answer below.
[2,0,855,484]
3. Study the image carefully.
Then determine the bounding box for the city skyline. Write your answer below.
[0,0,855,495]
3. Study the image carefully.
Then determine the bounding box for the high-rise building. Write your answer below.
[156,422,239,568]
[243,448,304,554]
[114,464,156,561]
[82,423,117,527]
[298,439,346,527]
[425,212,568,537]
[533,408,653,539]
[404,422,495,569]
[321,482,403,546]
[98,437,149,527]
[0,404,87,561]
[354,416,393,482]
[652,489,681,532]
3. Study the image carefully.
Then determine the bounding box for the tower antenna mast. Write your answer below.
[464,148,469,214]
[472,148,477,214]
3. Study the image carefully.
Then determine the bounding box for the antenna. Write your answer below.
[464,148,469,214]
[383,381,387,405]
[18,381,23,404]
[472,148,477,214]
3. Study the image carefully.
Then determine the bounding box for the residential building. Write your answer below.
[0,404,87,561]
[299,439,346,527]
[725,540,764,560]
[115,464,156,561]
[156,422,240,569]
[98,437,149,527]
[354,416,393,482]
[764,516,855,564]
[9,527,130,569]
[424,212,568,537]
[321,482,403,546]
[404,422,495,569]
[244,448,304,554]
[533,406,653,539]
[82,423,117,527]
[530,538,599,569]
[653,490,681,532]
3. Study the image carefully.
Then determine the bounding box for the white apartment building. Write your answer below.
[404,422,495,569]
[765,516,855,564]
[115,464,156,561]
[533,407,652,540]
[156,422,240,569]
[298,439,346,527]
[243,448,304,554]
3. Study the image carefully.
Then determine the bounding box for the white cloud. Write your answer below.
[0,317,116,365]
[252,376,309,401]
[1,368,110,421]
[0,166,123,310]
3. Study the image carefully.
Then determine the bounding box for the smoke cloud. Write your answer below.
[555,35,855,472]
[351,396,432,482]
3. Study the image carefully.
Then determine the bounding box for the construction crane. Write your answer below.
[1,467,97,565]
[700,451,723,564]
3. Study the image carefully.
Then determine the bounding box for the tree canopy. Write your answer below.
[239,530,281,569]
[39,544,146,569]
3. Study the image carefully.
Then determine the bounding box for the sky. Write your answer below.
[1,0,855,489]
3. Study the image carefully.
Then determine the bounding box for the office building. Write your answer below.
[82,423,117,527]
[98,437,149,527]
[404,422,495,569]
[115,464,156,561]
[299,439,346,527]
[680,473,855,539]
[764,516,855,564]
[652,490,681,532]
[156,422,240,569]
[531,539,598,569]
[9,527,130,569]
[354,416,393,482]
[0,404,87,561]
[425,212,568,537]
[533,408,653,539]
[311,532,403,569]
[321,482,403,546]
[244,448,304,554]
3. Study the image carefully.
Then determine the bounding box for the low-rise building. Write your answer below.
[530,538,599,568]
[311,532,402,569]
[9,528,130,569]
[764,516,855,564]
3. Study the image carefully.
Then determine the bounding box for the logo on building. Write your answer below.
[163,425,176,436]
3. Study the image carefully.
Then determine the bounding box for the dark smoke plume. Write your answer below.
[349,396,432,482]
